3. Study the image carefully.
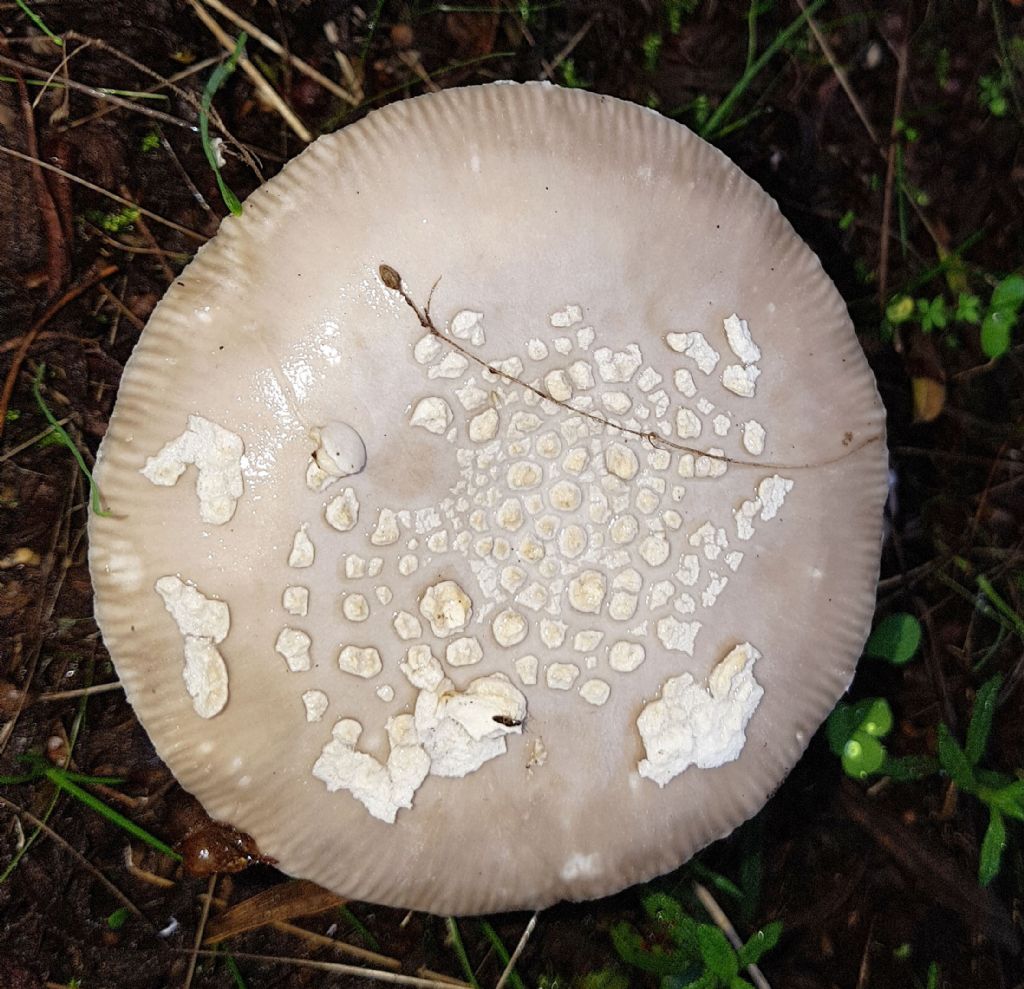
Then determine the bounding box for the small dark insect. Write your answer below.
[492,715,523,728]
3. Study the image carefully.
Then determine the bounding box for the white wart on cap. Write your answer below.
[88,83,887,915]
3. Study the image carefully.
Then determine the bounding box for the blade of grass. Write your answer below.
[200,32,247,216]
[445,917,481,989]
[40,762,182,861]
[976,575,1024,642]
[14,0,62,46]
[338,905,382,952]
[700,0,827,140]
[31,363,109,516]
[479,921,526,989]
[0,76,170,100]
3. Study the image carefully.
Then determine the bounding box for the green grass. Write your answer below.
[200,32,248,216]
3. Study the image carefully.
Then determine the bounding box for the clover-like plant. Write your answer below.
[610,892,782,988]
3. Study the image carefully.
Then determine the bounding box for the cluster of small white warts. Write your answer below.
[143,299,794,822]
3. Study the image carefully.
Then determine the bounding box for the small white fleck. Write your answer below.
[302,689,329,722]
[742,420,766,456]
[722,364,761,398]
[609,641,645,673]
[492,608,529,647]
[546,662,580,690]
[514,654,539,685]
[342,593,370,622]
[325,488,359,531]
[376,684,395,703]
[446,636,484,666]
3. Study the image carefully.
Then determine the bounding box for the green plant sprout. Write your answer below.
[827,697,893,778]
[666,0,700,36]
[479,920,527,989]
[979,73,1009,117]
[699,0,826,141]
[0,753,182,862]
[863,612,922,666]
[200,32,248,216]
[31,364,110,516]
[886,273,1023,358]
[14,0,62,46]
[85,206,141,234]
[559,58,588,89]
[445,917,480,989]
[936,674,1022,885]
[610,892,782,988]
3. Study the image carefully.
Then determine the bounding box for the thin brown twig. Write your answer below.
[178,950,474,988]
[271,920,402,970]
[183,875,218,989]
[0,51,202,132]
[0,793,149,922]
[187,0,312,143]
[0,143,207,240]
[878,37,908,313]
[379,263,883,472]
[120,186,179,283]
[198,0,358,106]
[0,262,118,437]
[795,0,880,144]
[6,48,68,295]
[36,681,123,702]
[539,17,595,81]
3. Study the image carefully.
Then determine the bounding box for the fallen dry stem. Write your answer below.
[379,263,883,472]
[198,0,358,106]
[179,950,475,988]
[0,793,148,922]
[493,912,538,989]
[188,0,312,143]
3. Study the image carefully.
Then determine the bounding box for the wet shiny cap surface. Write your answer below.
[89,82,888,915]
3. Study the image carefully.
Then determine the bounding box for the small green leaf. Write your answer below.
[736,920,782,968]
[937,724,976,790]
[981,308,1014,359]
[991,274,1024,310]
[979,808,1006,886]
[696,925,738,980]
[965,675,1001,766]
[864,612,922,665]
[107,906,130,930]
[842,730,885,779]
[955,293,981,324]
[886,295,915,324]
[860,698,893,738]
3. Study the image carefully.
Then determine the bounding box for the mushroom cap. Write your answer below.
[89,82,887,915]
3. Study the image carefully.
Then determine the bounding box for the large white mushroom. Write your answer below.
[89,82,887,915]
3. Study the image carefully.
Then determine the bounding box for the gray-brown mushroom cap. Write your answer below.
[88,82,888,915]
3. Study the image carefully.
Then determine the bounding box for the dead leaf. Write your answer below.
[204,879,345,944]
[912,376,946,423]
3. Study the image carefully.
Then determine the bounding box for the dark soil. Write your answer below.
[2,2,1023,988]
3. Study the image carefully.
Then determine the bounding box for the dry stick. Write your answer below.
[36,681,123,702]
[877,37,908,314]
[181,950,477,989]
[271,920,402,970]
[323,20,363,103]
[692,883,771,989]
[198,0,358,106]
[0,415,70,463]
[0,262,117,437]
[0,793,148,922]
[187,0,312,143]
[397,49,441,92]
[539,17,595,81]
[7,52,68,295]
[28,34,89,112]
[493,912,538,989]
[0,51,200,132]
[791,8,942,262]
[97,284,146,332]
[183,875,218,989]
[120,185,179,283]
[60,33,263,181]
[0,144,206,240]
[380,264,882,472]
[794,0,880,144]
